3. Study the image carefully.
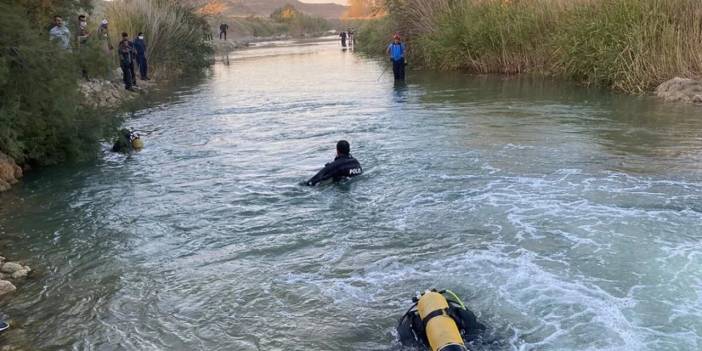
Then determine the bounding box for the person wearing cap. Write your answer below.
[97,19,113,54]
[305,140,363,186]
[386,33,406,81]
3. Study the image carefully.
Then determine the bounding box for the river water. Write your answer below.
[1,39,701,350]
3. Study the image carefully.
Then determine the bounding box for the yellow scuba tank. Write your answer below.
[416,291,466,351]
[131,137,144,150]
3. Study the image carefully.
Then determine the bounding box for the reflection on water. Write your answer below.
[1,40,701,351]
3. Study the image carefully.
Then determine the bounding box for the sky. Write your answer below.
[300,0,348,5]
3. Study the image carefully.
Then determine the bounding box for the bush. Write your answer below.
[270,4,331,37]
[0,2,113,165]
[230,16,288,38]
[355,17,396,56]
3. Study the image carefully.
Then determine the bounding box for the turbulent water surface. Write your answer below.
[1,39,701,350]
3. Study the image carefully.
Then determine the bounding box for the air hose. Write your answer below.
[443,289,466,310]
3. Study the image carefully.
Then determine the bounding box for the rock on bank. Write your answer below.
[0,153,22,192]
[0,256,32,298]
[80,75,157,109]
[655,77,702,104]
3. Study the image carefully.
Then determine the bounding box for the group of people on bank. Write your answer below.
[118,31,150,91]
[339,29,355,48]
[48,14,151,91]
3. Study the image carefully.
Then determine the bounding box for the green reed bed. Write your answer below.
[358,0,702,93]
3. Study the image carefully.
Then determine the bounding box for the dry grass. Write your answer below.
[105,0,212,77]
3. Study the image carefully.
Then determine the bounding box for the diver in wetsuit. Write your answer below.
[306,140,363,186]
[111,128,142,153]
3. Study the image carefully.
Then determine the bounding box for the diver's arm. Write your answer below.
[305,162,335,186]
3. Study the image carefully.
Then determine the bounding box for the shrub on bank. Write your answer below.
[355,17,395,56]
[357,0,702,93]
[270,5,332,38]
[0,0,212,167]
[230,16,288,38]
[0,2,113,166]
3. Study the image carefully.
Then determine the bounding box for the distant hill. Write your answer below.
[196,0,348,19]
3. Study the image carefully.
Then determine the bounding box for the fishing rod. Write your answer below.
[377,63,391,81]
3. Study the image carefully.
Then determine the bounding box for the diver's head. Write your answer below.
[336,140,350,156]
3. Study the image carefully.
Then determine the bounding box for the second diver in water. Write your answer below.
[305,140,363,186]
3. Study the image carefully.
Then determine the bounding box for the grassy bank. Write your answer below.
[202,4,332,41]
[357,0,702,93]
[0,0,212,167]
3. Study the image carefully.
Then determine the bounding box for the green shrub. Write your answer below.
[270,4,331,37]
[230,17,288,38]
[0,1,113,165]
[355,17,396,57]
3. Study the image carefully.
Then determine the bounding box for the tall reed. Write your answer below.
[105,0,212,77]
[359,0,702,93]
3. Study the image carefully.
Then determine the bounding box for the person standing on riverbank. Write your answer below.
[76,15,90,47]
[387,33,406,81]
[49,16,71,50]
[98,19,113,54]
[134,32,149,80]
[219,23,229,40]
[340,31,347,48]
[118,32,135,91]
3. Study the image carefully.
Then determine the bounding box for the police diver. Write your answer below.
[305,140,363,186]
[111,128,143,153]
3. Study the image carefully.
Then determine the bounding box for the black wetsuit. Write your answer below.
[306,154,362,186]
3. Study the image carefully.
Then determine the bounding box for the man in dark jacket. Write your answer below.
[339,31,347,47]
[219,23,229,40]
[306,140,363,186]
[133,32,149,80]
[118,32,135,91]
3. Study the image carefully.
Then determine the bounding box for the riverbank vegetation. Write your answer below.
[0,1,108,166]
[357,0,702,93]
[201,4,332,40]
[270,5,331,38]
[0,0,211,168]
